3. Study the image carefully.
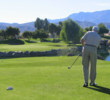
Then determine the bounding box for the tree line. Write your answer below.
[0,18,109,43]
[34,18,109,43]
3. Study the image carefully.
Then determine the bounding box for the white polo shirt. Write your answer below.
[81,31,101,48]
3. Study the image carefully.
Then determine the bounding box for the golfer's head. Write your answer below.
[92,26,99,32]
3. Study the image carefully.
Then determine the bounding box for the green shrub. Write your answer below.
[0,39,25,45]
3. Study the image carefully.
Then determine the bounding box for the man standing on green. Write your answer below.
[81,26,101,87]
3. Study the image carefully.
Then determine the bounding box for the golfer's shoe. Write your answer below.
[83,83,88,87]
[90,83,97,86]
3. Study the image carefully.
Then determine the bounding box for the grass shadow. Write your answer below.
[25,40,37,43]
[0,39,25,45]
[87,85,110,95]
[49,45,65,47]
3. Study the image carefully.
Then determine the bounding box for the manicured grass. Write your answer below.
[0,41,71,52]
[0,56,110,100]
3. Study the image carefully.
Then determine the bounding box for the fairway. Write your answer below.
[0,42,69,52]
[0,56,110,100]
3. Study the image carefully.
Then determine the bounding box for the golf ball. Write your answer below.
[7,86,13,90]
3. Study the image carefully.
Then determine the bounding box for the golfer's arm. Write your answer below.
[81,39,85,46]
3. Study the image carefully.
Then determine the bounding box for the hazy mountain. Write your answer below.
[49,10,110,24]
[0,22,35,33]
[48,10,110,29]
[68,10,110,24]
[76,21,96,28]
[0,10,110,32]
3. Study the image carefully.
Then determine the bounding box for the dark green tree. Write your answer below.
[44,18,49,32]
[85,26,93,31]
[33,29,48,41]
[6,26,20,39]
[34,18,49,32]
[56,22,63,37]
[23,31,33,41]
[38,29,48,41]
[34,18,42,30]
[33,30,39,39]
[0,30,7,40]
[48,23,57,38]
[59,21,63,28]
[60,19,84,43]
[98,23,109,36]
[56,25,61,36]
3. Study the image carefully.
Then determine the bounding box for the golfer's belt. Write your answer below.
[85,44,97,48]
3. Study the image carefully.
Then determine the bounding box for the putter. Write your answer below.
[68,53,81,69]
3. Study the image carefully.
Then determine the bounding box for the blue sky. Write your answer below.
[0,0,110,23]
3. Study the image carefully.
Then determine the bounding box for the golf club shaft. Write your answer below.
[70,53,81,68]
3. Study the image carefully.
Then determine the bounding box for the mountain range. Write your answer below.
[0,10,110,32]
[0,22,35,33]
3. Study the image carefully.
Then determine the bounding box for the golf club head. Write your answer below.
[68,66,71,69]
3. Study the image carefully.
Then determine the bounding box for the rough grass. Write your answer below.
[0,56,110,100]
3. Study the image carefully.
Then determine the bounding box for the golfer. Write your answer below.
[81,26,101,87]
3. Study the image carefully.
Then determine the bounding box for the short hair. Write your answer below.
[92,26,99,32]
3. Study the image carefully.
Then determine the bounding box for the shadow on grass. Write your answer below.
[25,40,37,43]
[87,85,110,95]
[0,39,25,45]
[49,45,64,47]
